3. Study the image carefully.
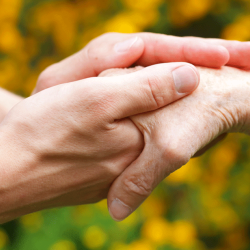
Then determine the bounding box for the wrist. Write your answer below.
[0,125,42,223]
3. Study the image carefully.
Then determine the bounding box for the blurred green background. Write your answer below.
[0,0,250,249]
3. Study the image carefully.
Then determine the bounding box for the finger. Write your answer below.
[100,62,199,120]
[34,32,229,93]
[98,66,144,77]
[185,37,250,70]
[136,33,229,68]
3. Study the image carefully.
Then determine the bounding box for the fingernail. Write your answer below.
[109,198,132,221]
[172,65,199,94]
[114,37,138,53]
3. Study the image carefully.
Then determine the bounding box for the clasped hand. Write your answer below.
[0,33,249,223]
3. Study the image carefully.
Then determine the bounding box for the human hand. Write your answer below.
[0,62,198,223]
[33,32,250,94]
[102,66,250,221]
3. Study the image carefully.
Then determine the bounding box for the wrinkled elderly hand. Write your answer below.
[101,66,250,221]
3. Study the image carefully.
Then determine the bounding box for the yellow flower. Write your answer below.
[0,229,9,249]
[0,23,23,53]
[122,0,163,11]
[0,60,17,89]
[95,199,108,214]
[31,2,78,53]
[127,10,159,29]
[222,15,250,41]
[82,226,107,249]
[110,242,129,250]
[118,210,139,227]
[171,220,197,248]
[140,196,166,219]
[199,140,239,198]
[71,205,94,226]
[104,12,141,33]
[209,203,239,231]
[19,212,43,232]
[169,0,213,27]
[31,4,54,33]
[0,0,22,23]
[141,217,172,244]
[50,240,76,250]
[51,3,78,53]
[166,158,202,185]
[77,0,101,22]
[209,141,239,177]
[128,239,155,250]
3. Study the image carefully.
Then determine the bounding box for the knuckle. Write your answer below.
[107,165,123,180]
[84,46,98,76]
[161,143,190,174]
[88,32,117,48]
[146,74,166,108]
[154,134,191,176]
[85,45,96,60]
[37,65,57,91]
[123,174,153,197]
[87,32,116,54]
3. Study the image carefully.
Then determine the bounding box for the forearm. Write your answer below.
[0,88,23,122]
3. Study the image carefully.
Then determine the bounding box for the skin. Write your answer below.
[0,32,249,223]
[0,88,23,122]
[101,66,250,221]
[32,32,250,221]
[0,63,198,223]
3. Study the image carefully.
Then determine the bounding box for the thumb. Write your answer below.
[107,142,169,221]
[103,62,199,120]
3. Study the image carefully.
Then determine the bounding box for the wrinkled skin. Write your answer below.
[100,66,250,221]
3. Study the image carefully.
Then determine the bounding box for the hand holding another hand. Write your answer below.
[0,62,198,223]
[29,32,250,222]
[0,32,248,223]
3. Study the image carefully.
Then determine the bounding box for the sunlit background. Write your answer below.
[0,0,250,249]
